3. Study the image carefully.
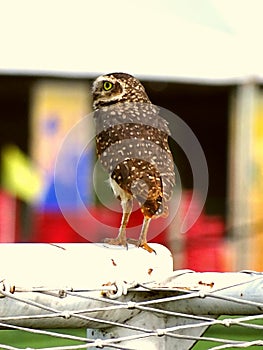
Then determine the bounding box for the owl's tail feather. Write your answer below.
[140,196,168,219]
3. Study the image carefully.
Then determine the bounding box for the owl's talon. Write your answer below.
[127,238,156,254]
[103,237,128,249]
[140,243,156,254]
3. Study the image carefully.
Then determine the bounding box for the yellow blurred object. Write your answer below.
[251,93,263,270]
[1,144,42,203]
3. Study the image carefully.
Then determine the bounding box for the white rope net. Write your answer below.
[0,244,263,350]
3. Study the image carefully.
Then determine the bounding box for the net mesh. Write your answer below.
[1,273,263,350]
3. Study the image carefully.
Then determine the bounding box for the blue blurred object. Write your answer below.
[37,149,93,211]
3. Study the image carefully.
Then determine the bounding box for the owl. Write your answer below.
[92,73,175,253]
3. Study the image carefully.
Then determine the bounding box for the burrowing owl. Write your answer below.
[92,73,175,253]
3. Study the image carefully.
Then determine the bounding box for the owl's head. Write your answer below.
[92,72,150,109]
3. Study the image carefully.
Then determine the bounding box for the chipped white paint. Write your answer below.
[0,243,173,291]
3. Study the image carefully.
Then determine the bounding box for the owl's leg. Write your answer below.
[104,198,132,249]
[138,217,156,254]
[128,217,155,254]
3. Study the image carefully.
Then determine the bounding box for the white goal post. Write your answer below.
[0,243,263,349]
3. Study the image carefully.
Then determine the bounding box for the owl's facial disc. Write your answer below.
[92,72,151,110]
[92,76,125,109]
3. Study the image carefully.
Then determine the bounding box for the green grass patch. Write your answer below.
[0,329,86,348]
[0,316,262,349]
[192,316,263,349]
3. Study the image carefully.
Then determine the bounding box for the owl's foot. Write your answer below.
[127,238,156,254]
[103,237,128,249]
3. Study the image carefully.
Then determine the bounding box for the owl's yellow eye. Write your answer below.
[103,81,113,91]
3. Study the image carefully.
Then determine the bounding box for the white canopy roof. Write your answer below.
[1,0,263,83]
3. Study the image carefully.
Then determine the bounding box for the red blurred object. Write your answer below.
[31,211,87,243]
[31,205,169,245]
[0,190,19,242]
[184,213,225,271]
[180,191,226,272]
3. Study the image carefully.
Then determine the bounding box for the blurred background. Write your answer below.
[1,0,263,272]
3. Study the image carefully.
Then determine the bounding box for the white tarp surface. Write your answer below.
[1,0,263,83]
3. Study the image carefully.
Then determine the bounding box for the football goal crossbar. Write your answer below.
[0,243,262,349]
